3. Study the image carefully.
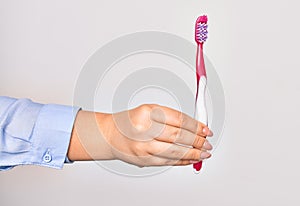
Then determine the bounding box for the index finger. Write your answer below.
[149,105,212,137]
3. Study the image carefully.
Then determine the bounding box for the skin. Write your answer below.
[67,104,213,167]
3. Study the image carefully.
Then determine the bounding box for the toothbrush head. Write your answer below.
[195,15,208,44]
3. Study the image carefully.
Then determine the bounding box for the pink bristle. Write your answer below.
[198,15,208,24]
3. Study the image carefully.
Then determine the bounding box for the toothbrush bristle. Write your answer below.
[195,15,208,44]
[198,15,208,24]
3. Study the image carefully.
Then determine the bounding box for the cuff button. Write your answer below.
[43,151,52,163]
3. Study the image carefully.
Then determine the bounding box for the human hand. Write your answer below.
[97,104,213,167]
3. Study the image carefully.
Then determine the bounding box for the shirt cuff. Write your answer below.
[28,104,81,169]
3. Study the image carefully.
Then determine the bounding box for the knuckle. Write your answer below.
[176,160,189,166]
[190,149,201,161]
[147,141,160,155]
[149,103,160,108]
[170,147,183,159]
[131,142,146,156]
[174,129,186,143]
[137,156,150,167]
[194,122,202,134]
[137,104,152,116]
[180,114,188,128]
[193,136,205,149]
[197,123,205,135]
[139,104,160,112]
[133,105,153,131]
[171,128,180,141]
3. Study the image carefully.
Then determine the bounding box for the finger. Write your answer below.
[173,160,194,166]
[143,156,192,166]
[131,152,192,167]
[149,122,212,150]
[147,140,211,161]
[149,105,212,137]
[157,158,192,166]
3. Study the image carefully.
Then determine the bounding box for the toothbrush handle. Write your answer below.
[193,43,208,173]
[195,76,208,125]
[193,76,208,172]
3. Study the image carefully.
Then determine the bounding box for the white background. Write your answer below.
[1,0,300,205]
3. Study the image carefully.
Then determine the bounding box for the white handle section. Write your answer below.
[195,76,208,126]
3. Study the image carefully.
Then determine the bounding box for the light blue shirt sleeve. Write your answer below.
[0,96,81,171]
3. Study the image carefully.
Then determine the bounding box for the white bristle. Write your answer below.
[196,22,208,43]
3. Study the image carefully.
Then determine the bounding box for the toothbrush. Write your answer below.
[193,15,208,173]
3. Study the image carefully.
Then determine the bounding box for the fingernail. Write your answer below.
[202,127,208,135]
[202,127,213,136]
[203,141,213,150]
[200,151,211,159]
[190,160,199,164]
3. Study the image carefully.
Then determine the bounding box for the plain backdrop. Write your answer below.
[1,0,300,206]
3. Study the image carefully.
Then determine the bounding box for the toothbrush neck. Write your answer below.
[196,43,206,79]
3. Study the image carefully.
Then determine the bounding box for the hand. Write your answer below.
[68,104,213,167]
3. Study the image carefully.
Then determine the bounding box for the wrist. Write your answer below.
[67,110,115,161]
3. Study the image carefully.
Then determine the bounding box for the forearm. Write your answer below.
[67,110,115,161]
